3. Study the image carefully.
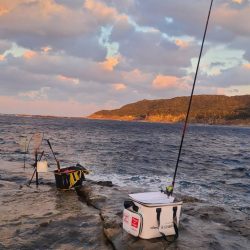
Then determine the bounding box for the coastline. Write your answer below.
[1,113,249,127]
[86,116,250,127]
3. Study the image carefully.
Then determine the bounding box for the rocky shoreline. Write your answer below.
[87,116,250,127]
[0,160,249,249]
[77,180,250,250]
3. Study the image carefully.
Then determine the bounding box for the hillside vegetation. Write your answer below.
[89,95,250,125]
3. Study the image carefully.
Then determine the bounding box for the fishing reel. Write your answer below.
[161,185,173,197]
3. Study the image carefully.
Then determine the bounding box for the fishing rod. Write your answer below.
[167,0,214,196]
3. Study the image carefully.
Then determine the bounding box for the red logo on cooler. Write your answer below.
[131,217,139,228]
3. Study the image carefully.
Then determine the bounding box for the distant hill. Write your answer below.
[89,95,250,125]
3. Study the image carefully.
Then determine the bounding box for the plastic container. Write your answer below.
[37,161,48,173]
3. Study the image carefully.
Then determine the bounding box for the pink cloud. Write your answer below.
[243,63,250,70]
[152,75,189,90]
[41,46,52,53]
[0,0,91,39]
[0,5,9,16]
[175,39,189,49]
[216,88,225,95]
[0,0,65,16]
[100,56,120,71]
[0,54,5,61]
[122,69,152,84]
[232,0,243,4]
[23,50,37,59]
[0,95,99,117]
[57,75,79,85]
[40,0,66,13]
[214,4,250,36]
[112,83,127,91]
[84,0,128,22]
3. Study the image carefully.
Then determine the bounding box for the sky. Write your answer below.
[0,0,250,117]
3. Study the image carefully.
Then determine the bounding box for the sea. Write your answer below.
[0,115,249,213]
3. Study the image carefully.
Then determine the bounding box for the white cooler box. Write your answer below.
[123,192,182,239]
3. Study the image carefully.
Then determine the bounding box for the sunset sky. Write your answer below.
[0,0,250,116]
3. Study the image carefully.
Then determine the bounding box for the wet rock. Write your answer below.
[177,194,202,203]
[97,181,113,187]
[39,221,50,227]
[200,213,209,220]
[0,243,7,250]
[76,184,107,209]
[0,160,113,250]
[209,240,222,250]
[1,160,249,250]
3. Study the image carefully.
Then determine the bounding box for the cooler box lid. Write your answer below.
[129,192,175,206]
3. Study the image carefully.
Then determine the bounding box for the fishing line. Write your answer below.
[170,0,214,193]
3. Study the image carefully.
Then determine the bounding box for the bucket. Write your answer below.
[54,166,85,190]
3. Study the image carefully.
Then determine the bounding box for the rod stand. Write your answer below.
[28,151,44,186]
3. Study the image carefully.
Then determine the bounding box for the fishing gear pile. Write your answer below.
[23,133,90,190]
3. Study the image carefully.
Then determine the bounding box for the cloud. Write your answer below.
[243,63,250,70]
[57,75,80,85]
[213,4,250,37]
[41,46,52,53]
[232,0,244,4]
[84,0,129,23]
[113,26,197,75]
[126,0,214,39]
[200,63,250,89]
[152,75,189,90]
[121,69,153,85]
[216,88,225,95]
[0,0,101,57]
[0,39,12,53]
[112,83,127,91]
[100,56,120,71]
[23,50,37,59]
[175,39,189,49]
[18,87,51,100]
[54,0,84,9]
[0,95,100,116]
[2,52,120,86]
[0,5,9,16]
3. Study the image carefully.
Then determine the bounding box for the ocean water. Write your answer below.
[0,115,249,212]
